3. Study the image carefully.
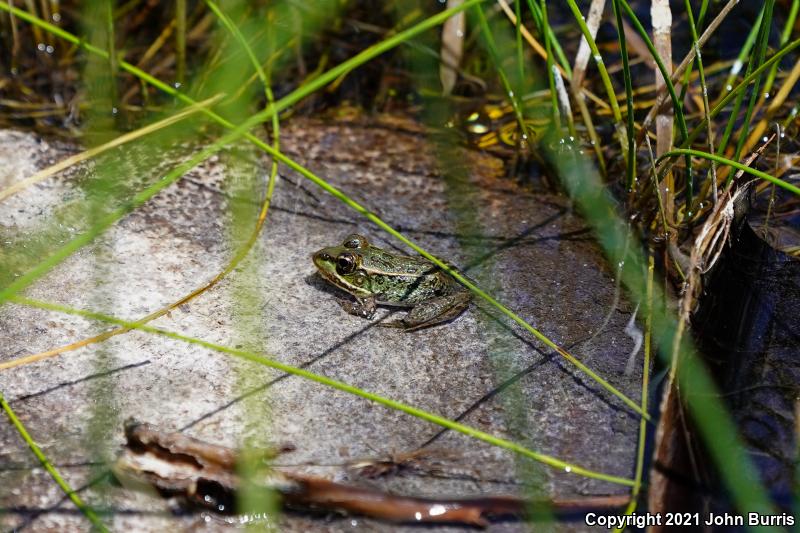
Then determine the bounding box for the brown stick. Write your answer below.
[116,421,630,527]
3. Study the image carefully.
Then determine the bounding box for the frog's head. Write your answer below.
[312,234,373,297]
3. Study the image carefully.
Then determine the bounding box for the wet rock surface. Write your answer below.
[0,117,643,531]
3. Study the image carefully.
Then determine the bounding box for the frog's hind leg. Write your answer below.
[381,291,471,331]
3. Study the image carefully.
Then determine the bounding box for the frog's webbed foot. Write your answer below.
[380,290,471,331]
[339,296,376,319]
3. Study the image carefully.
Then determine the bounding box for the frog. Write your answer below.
[312,234,471,331]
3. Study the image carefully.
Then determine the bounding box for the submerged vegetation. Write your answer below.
[1,0,799,529]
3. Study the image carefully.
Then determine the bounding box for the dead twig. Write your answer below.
[440,0,466,95]
[571,0,605,89]
[115,421,630,527]
[651,0,675,226]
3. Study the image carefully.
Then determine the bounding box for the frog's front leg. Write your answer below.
[382,290,471,331]
[339,295,376,319]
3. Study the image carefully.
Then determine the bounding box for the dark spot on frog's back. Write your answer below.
[369,275,392,295]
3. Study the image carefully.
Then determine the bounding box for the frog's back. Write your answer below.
[359,249,455,305]
[370,271,449,305]
[360,248,434,276]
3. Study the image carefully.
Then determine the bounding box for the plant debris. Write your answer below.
[114,420,629,527]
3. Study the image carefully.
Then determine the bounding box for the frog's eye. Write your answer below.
[343,234,369,249]
[336,253,357,274]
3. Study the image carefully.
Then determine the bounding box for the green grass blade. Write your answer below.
[201,0,283,522]
[175,0,186,83]
[525,0,571,78]
[720,5,765,99]
[564,0,622,124]
[103,0,118,111]
[613,254,654,531]
[611,0,635,191]
[715,4,771,167]
[658,148,800,197]
[1,391,110,532]
[204,0,268,95]
[472,4,528,138]
[730,1,775,175]
[538,0,561,131]
[763,0,799,97]
[677,0,708,106]
[203,0,281,214]
[685,0,717,205]
[513,0,525,92]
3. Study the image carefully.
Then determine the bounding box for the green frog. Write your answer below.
[312,234,471,331]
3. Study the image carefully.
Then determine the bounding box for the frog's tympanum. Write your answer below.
[312,234,471,331]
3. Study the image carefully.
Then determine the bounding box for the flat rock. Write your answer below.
[0,117,644,532]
